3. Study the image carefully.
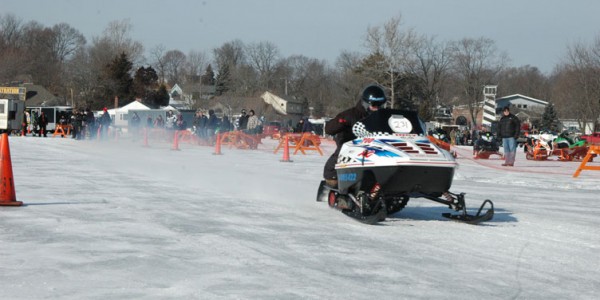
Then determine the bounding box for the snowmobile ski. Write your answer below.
[442,199,494,225]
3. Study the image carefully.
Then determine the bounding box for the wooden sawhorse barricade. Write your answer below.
[52,124,72,138]
[273,133,323,156]
[220,131,261,149]
[573,145,600,177]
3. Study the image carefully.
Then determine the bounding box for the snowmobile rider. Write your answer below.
[323,84,387,188]
[497,106,521,166]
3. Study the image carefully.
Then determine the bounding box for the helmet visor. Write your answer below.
[367,99,386,107]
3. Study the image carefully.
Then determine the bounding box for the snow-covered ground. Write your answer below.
[1,134,599,299]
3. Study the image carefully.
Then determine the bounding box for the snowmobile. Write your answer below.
[473,132,503,159]
[316,109,494,225]
[525,131,555,160]
[552,131,589,161]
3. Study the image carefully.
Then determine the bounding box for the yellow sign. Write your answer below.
[0,87,22,94]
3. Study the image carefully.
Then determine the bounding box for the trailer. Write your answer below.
[0,86,26,134]
[26,106,73,132]
[0,99,25,134]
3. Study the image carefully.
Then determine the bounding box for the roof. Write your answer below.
[116,100,150,112]
[21,83,64,106]
[496,94,548,106]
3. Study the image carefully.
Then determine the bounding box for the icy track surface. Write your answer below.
[1,135,599,299]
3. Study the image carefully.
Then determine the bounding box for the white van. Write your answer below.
[0,99,25,134]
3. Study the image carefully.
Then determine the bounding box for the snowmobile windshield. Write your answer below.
[358,109,426,135]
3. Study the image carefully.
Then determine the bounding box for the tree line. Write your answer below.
[1,13,599,131]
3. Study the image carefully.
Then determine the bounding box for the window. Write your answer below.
[523,105,527,109]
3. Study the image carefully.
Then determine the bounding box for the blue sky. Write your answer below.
[2,0,599,74]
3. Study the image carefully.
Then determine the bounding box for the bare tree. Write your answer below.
[213,39,246,94]
[0,13,23,50]
[186,50,209,80]
[246,41,280,89]
[149,44,167,84]
[450,37,507,128]
[364,15,417,108]
[51,23,86,62]
[90,19,144,67]
[408,35,453,120]
[162,49,186,85]
[496,65,550,100]
[554,37,600,131]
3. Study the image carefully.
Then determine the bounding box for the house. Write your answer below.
[169,83,216,110]
[452,93,548,130]
[495,94,548,114]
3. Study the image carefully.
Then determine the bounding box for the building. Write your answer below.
[452,89,548,130]
[169,83,216,110]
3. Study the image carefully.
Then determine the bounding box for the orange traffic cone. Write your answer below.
[171,130,180,151]
[0,133,22,206]
[280,134,292,162]
[213,133,222,155]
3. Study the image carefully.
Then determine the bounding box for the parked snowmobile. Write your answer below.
[316,109,494,225]
[525,131,555,160]
[552,131,589,161]
[473,131,503,159]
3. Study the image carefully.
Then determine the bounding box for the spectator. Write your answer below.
[85,108,96,139]
[130,112,141,139]
[154,115,164,128]
[295,119,305,133]
[247,109,260,134]
[498,106,520,166]
[193,111,208,137]
[221,115,232,133]
[206,109,220,143]
[301,117,313,133]
[38,111,48,137]
[175,113,187,130]
[238,109,249,130]
[99,107,111,139]
[146,115,153,128]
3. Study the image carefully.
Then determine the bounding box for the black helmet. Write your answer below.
[361,84,387,108]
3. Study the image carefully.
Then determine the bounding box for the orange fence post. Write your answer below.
[573,145,600,177]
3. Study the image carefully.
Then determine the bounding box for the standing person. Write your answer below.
[206,109,220,144]
[238,109,249,131]
[322,84,387,188]
[71,110,84,139]
[246,109,260,134]
[99,107,111,139]
[37,111,48,137]
[146,115,153,128]
[497,106,521,166]
[154,114,164,128]
[85,108,96,139]
[22,110,30,136]
[221,115,232,133]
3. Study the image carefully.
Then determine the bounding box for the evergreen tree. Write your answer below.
[201,64,216,85]
[541,103,559,132]
[148,84,170,107]
[133,66,159,100]
[104,52,134,106]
